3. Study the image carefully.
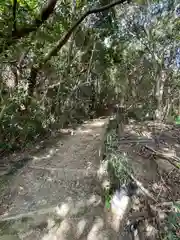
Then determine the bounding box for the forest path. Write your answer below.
[1,118,179,240]
[0,117,121,240]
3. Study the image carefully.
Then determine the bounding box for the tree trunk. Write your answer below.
[163,86,172,121]
[11,65,19,87]
[154,70,167,121]
[26,66,38,106]
[178,89,180,115]
[66,0,76,74]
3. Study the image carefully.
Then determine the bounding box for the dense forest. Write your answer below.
[0,1,180,239]
[0,0,179,151]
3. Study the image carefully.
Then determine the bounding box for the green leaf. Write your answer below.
[175,116,180,125]
[105,197,111,209]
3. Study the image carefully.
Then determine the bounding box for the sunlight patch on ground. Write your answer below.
[32,148,59,163]
[87,217,104,240]
[53,219,71,239]
[76,218,87,238]
[97,161,108,180]
[55,202,71,218]
[76,128,93,134]
[89,120,107,127]
[145,223,158,239]
[141,130,152,138]
[160,147,176,157]
[54,194,102,219]
[110,192,131,232]
[124,124,142,136]
[83,119,108,129]
[47,218,56,230]
[39,195,103,240]
[41,216,105,240]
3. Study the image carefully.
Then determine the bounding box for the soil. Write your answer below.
[0,118,180,239]
[117,120,180,239]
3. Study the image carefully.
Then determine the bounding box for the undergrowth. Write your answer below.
[104,118,180,240]
[103,120,133,208]
[0,94,50,154]
[165,203,180,240]
[0,93,105,155]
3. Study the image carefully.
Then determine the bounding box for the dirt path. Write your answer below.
[1,118,179,240]
[0,118,121,240]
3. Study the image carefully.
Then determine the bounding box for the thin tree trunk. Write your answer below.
[11,65,19,86]
[163,86,172,121]
[155,70,167,121]
[26,66,38,106]
[87,38,96,110]
[66,0,76,74]
[178,89,180,115]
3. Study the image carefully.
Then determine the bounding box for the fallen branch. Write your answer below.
[130,174,158,203]
[155,200,180,208]
[0,194,101,222]
[128,211,150,221]
[0,206,57,222]
[29,165,97,175]
[144,145,180,170]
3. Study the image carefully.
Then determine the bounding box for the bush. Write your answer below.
[0,96,49,152]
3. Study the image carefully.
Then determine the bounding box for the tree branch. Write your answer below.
[0,0,58,54]
[12,0,58,39]
[12,0,17,32]
[27,0,129,104]
[43,0,129,63]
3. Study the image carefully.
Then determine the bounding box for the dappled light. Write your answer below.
[32,148,59,163]
[0,118,111,239]
[0,0,180,239]
[145,224,158,239]
[76,218,88,239]
[76,128,93,135]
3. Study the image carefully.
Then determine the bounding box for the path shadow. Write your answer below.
[0,192,122,240]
